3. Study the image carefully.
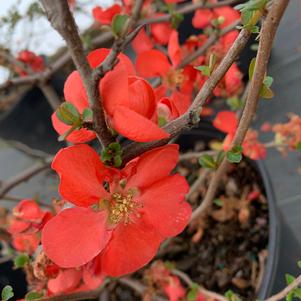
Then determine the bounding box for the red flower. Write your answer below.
[42,144,191,276]
[16,50,45,76]
[163,276,186,301]
[131,28,154,54]
[92,4,122,25]
[150,14,174,45]
[52,48,169,143]
[136,31,196,95]
[213,111,238,134]
[224,64,243,96]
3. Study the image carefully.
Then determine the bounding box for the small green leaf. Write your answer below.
[187,283,199,301]
[227,145,243,164]
[293,288,301,299]
[194,65,211,77]
[158,116,168,127]
[227,97,243,110]
[56,102,81,126]
[263,76,273,88]
[171,12,184,29]
[14,253,29,268]
[25,291,44,301]
[248,58,256,80]
[109,142,121,153]
[260,84,274,99]
[285,273,295,285]
[112,14,129,37]
[113,155,122,168]
[1,286,14,301]
[213,199,223,207]
[82,108,93,122]
[296,142,301,151]
[286,291,293,301]
[199,154,216,169]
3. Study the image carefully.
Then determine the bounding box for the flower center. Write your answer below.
[109,191,141,225]
[166,69,185,88]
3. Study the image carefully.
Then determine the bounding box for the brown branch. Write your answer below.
[190,0,289,222]
[265,274,301,301]
[177,19,241,69]
[0,157,53,199]
[122,28,251,164]
[41,0,114,147]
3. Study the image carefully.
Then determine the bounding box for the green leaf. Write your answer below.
[298,260,301,268]
[227,97,243,110]
[113,155,122,168]
[213,199,223,207]
[260,85,274,99]
[56,102,81,126]
[171,12,184,29]
[296,142,301,151]
[293,288,301,299]
[227,145,243,164]
[158,116,168,127]
[187,283,199,301]
[14,253,29,268]
[199,154,216,169]
[285,273,295,285]
[109,142,121,153]
[194,65,211,77]
[82,108,93,122]
[216,150,225,166]
[263,76,273,88]
[286,291,293,301]
[58,123,80,142]
[111,14,129,37]
[248,58,256,80]
[25,291,44,301]
[1,286,14,301]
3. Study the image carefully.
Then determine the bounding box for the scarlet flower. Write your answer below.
[136,30,196,95]
[52,48,169,143]
[163,276,186,301]
[16,50,45,76]
[42,144,191,276]
[92,4,122,25]
[213,111,266,160]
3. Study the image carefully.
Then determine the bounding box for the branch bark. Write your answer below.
[190,0,289,222]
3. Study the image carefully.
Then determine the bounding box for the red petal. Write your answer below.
[192,9,214,29]
[150,20,173,45]
[214,7,240,28]
[168,30,182,67]
[7,219,30,234]
[100,218,163,276]
[126,144,179,188]
[128,76,156,118]
[42,207,111,268]
[12,233,39,254]
[64,71,89,112]
[131,28,154,54]
[170,91,191,116]
[213,111,238,134]
[136,50,171,78]
[225,64,243,96]
[48,268,82,294]
[82,265,105,289]
[51,113,96,144]
[92,4,122,25]
[13,199,44,222]
[111,106,169,142]
[51,144,110,207]
[140,174,191,237]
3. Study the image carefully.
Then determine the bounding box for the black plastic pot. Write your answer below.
[176,126,280,299]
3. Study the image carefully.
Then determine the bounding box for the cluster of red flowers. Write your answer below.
[15,50,45,77]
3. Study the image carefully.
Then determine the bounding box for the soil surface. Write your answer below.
[105,139,269,301]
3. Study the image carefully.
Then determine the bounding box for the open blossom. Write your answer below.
[16,50,45,76]
[7,200,52,254]
[213,111,267,160]
[42,144,191,277]
[52,48,169,143]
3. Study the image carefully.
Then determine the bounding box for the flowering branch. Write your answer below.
[122,28,251,163]
[190,0,289,222]
[40,0,114,147]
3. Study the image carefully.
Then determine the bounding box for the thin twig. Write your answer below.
[38,83,61,110]
[0,157,53,199]
[186,169,210,200]
[41,0,114,147]
[190,0,289,222]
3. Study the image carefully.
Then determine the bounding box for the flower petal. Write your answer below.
[52,144,110,207]
[126,144,179,188]
[51,113,96,144]
[168,30,182,67]
[150,21,173,45]
[13,199,44,222]
[48,268,82,294]
[140,174,191,237]
[111,106,169,142]
[213,111,238,134]
[131,28,154,54]
[136,50,171,78]
[100,218,162,276]
[92,4,122,25]
[192,9,214,29]
[42,207,111,268]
